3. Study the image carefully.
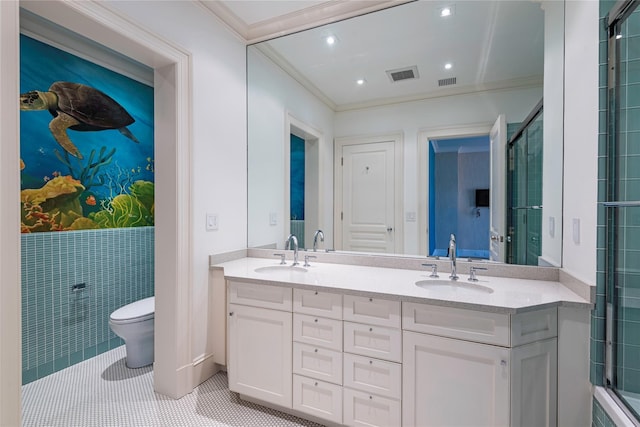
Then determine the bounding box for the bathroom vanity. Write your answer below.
[216,256,591,427]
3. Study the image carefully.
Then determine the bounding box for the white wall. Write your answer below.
[247,47,335,250]
[102,1,247,371]
[334,87,543,254]
[562,0,599,286]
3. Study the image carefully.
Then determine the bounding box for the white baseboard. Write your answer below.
[192,352,221,387]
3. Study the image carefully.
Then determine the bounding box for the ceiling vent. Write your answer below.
[387,66,419,83]
[438,77,457,87]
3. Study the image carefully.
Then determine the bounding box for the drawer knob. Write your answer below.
[314,318,318,323]
[369,327,373,332]
[501,360,507,366]
[315,291,318,295]
[314,348,318,353]
[369,298,373,302]
[315,382,318,386]
[369,360,373,364]
[229,312,234,317]
[369,395,373,400]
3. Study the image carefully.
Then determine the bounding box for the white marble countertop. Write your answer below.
[213,257,592,314]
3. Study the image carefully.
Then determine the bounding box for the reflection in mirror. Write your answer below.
[248,1,564,266]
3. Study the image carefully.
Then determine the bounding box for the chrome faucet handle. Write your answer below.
[304,255,316,267]
[421,263,439,278]
[273,253,286,265]
[469,266,487,282]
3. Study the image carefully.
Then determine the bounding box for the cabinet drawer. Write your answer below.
[343,353,401,399]
[293,313,343,351]
[343,295,401,328]
[293,342,343,385]
[344,322,402,362]
[293,374,343,424]
[402,302,510,346]
[343,387,401,427]
[293,288,342,319]
[228,281,292,311]
[512,307,557,346]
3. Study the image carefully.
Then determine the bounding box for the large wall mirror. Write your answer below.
[248,0,564,267]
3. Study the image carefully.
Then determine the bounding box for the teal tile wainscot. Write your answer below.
[21,227,154,384]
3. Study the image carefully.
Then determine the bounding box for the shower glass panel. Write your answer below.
[606,1,640,420]
[507,105,543,265]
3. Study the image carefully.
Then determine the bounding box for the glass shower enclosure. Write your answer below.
[506,100,543,265]
[606,0,640,420]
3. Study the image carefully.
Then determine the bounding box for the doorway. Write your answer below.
[285,114,323,250]
[418,124,493,257]
[428,135,491,259]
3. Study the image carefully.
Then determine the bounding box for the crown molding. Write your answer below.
[200,0,411,44]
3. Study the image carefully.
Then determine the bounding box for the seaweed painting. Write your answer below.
[19,34,154,232]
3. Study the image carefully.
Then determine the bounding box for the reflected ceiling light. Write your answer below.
[445,63,453,70]
[440,6,454,17]
[356,79,366,85]
[616,33,623,39]
[326,35,337,45]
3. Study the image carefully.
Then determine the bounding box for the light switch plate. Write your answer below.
[549,216,555,238]
[269,212,278,226]
[206,213,218,231]
[572,218,580,244]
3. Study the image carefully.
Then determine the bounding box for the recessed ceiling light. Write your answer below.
[445,63,453,70]
[326,35,337,45]
[356,79,366,85]
[440,6,454,17]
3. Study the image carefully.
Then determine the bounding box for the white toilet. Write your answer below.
[109,296,155,368]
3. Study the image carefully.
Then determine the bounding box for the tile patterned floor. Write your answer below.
[22,346,323,427]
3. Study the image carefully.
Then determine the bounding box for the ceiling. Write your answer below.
[204,1,545,111]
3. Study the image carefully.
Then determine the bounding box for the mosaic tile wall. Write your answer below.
[21,227,154,384]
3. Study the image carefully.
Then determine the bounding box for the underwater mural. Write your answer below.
[19,35,154,233]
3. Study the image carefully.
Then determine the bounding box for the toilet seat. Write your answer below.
[110,296,154,324]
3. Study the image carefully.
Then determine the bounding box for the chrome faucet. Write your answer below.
[449,233,458,280]
[285,234,299,266]
[313,230,325,252]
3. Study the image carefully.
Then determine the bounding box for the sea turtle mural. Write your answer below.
[20,81,139,159]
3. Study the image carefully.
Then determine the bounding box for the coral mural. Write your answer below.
[19,35,154,232]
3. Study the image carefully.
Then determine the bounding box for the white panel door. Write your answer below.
[227,304,292,408]
[341,141,395,253]
[402,331,510,427]
[490,114,507,262]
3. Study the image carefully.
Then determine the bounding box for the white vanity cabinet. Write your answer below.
[225,277,561,427]
[227,281,293,408]
[402,303,558,427]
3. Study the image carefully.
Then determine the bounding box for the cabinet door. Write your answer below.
[511,338,557,427]
[402,331,509,427]
[228,304,292,408]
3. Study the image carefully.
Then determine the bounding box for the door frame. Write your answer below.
[334,132,404,253]
[284,113,324,249]
[417,123,493,257]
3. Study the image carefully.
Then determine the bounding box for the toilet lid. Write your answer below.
[110,296,154,322]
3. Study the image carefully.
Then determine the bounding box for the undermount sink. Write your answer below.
[415,279,494,294]
[254,265,308,274]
